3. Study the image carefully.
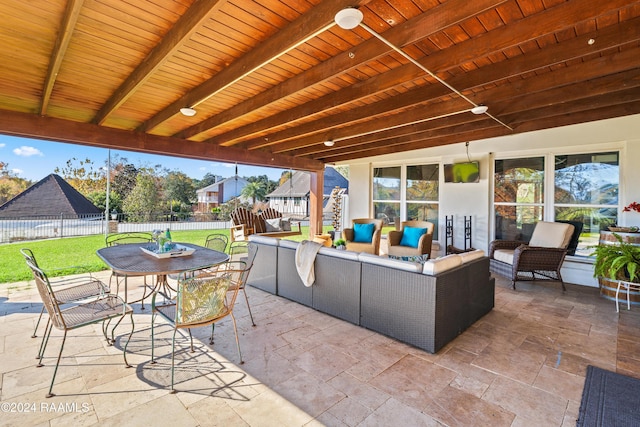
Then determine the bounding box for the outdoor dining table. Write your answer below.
[96,242,229,304]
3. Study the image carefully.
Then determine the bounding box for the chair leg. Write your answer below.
[616,281,622,312]
[242,287,256,326]
[627,283,631,311]
[230,313,243,364]
[37,319,53,363]
[150,312,157,364]
[32,306,45,338]
[171,328,178,393]
[188,328,194,353]
[46,330,68,398]
[122,312,134,368]
[209,323,215,345]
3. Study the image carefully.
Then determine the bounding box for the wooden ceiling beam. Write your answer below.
[139,0,374,133]
[92,0,225,125]
[40,0,85,115]
[212,0,636,148]
[0,110,323,172]
[252,37,640,155]
[177,0,509,140]
[321,100,640,163]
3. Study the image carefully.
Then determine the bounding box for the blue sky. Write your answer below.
[0,134,287,183]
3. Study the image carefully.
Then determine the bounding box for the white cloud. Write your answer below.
[199,166,206,171]
[0,143,5,148]
[13,146,43,157]
[12,168,23,175]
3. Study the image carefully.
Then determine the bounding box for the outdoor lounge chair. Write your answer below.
[342,218,383,255]
[230,207,301,242]
[150,263,245,392]
[25,259,134,398]
[20,248,109,340]
[489,220,583,290]
[387,220,435,258]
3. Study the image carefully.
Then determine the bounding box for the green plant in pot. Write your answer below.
[591,233,640,282]
[334,239,346,250]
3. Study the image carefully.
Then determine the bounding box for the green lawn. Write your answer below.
[0,227,328,283]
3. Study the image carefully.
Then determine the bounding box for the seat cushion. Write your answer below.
[265,218,282,232]
[399,226,427,248]
[528,221,574,248]
[422,254,462,275]
[493,249,515,265]
[353,222,375,243]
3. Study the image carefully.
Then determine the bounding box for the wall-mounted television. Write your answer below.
[444,161,480,183]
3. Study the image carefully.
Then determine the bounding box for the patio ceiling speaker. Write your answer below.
[470,105,488,115]
[180,107,197,117]
[335,8,363,30]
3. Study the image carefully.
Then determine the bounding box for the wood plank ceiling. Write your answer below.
[0,0,639,172]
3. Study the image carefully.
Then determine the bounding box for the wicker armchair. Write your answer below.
[388,220,435,257]
[489,221,582,290]
[342,218,383,254]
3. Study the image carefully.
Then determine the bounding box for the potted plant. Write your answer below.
[334,239,346,250]
[591,232,640,288]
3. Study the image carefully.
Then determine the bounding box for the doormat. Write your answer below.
[577,365,640,426]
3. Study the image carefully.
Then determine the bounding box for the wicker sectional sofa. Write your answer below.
[246,235,495,353]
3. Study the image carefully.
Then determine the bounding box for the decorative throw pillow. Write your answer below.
[265,218,282,232]
[399,226,427,248]
[388,254,430,264]
[280,217,292,231]
[353,222,375,243]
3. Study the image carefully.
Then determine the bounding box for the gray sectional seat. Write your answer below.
[246,235,495,353]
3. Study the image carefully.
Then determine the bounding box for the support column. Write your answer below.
[309,170,324,238]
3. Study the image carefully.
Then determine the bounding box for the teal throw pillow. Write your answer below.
[353,222,375,243]
[400,226,427,248]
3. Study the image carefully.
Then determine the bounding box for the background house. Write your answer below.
[196,176,249,213]
[0,174,101,218]
[267,167,348,221]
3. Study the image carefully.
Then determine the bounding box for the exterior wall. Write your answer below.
[342,113,640,288]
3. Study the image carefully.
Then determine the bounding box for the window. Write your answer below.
[494,157,544,242]
[494,151,619,256]
[554,152,619,255]
[406,164,439,239]
[373,164,440,239]
[373,166,400,226]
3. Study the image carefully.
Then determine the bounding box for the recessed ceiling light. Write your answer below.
[471,105,488,115]
[588,38,596,45]
[324,140,335,147]
[180,107,196,117]
[335,8,363,30]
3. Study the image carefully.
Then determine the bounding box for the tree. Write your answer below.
[111,162,139,201]
[247,174,277,195]
[0,162,31,205]
[122,173,162,221]
[241,181,267,205]
[86,191,122,214]
[164,171,196,206]
[54,157,105,195]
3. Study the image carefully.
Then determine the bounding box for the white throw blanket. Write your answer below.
[295,240,323,287]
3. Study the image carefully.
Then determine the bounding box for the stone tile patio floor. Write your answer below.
[1,270,640,427]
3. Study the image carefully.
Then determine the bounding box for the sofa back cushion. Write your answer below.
[422,254,462,275]
[399,226,427,248]
[358,253,423,273]
[529,221,574,248]
[353,222,375,243]
[459,249,485,263]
